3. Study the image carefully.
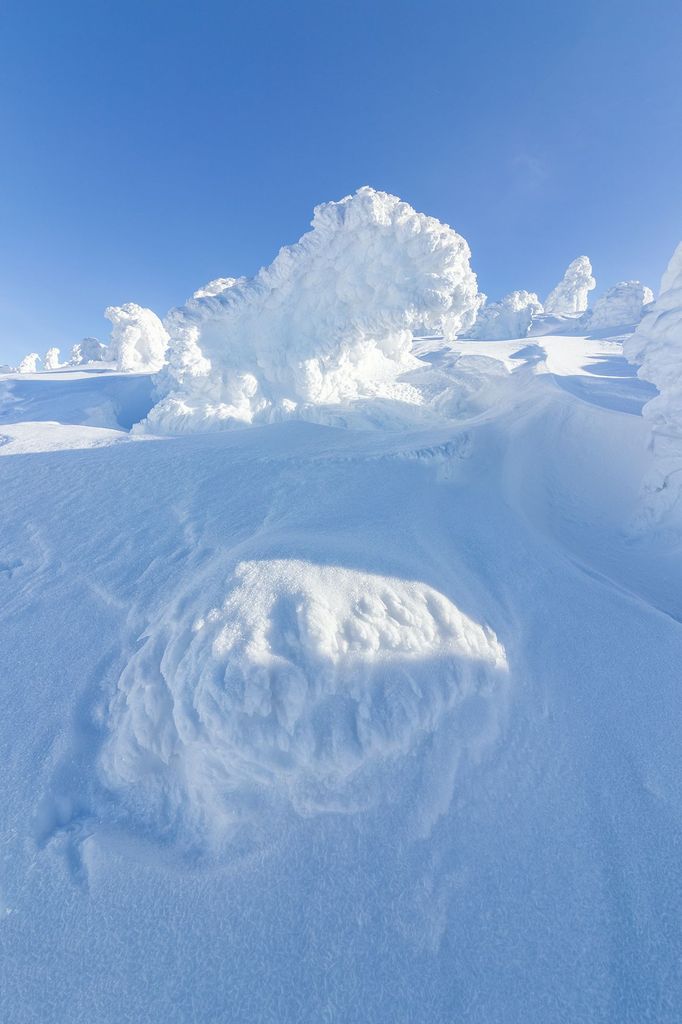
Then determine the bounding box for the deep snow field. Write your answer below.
[1,191,681,1023]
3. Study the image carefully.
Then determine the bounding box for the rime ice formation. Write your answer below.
[587,281,653,329]
[140,187,482,433]
[17,353,41,373]
[43,347,61,370]
[69,337,108,365]
[469,290,543,340]
[105,303,169,373]
[624,243,682,519]
[544,256,596,315]
[100,559,507,838]
[192,277,239,299]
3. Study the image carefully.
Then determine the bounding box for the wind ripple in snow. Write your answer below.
[100,560,508,844]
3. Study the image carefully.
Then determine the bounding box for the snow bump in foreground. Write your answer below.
[100,559,507,843]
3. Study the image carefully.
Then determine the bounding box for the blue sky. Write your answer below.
[1,0,681,363]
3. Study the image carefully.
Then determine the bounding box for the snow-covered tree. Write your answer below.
[469,290,543,340]
[105,304,169,373]
[586,281,653,330]
[141,186,483,434]
[17,353,41,374]
[69,337,108,365]
[545,256,596,315]
[43,347,61,370]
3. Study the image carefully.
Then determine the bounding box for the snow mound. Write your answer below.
[468,290,543,340]
[18,353,41,373]
[544,256,596,315]
[139,187,482,434]
[586,280,653,329]
[624,242,682,520]
[105,303,169,373]
[100,559,507,840]
[69,337,108,365]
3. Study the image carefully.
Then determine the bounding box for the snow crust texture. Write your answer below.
[587,280,653,329]
[105,303,169,373]
[468,289,543,340]
[140,187,482,433]
[544,256,596,315]
[100,559,506,838]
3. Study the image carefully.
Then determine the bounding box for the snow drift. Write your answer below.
[139,187,482,434]
[624,242,682,520]
[587,280,653,329]
[468,290,543,340]
[105,303,169,373]
[544,256,596,315]
[100,558,507,840]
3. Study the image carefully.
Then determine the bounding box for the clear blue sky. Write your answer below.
[1,0,681,363]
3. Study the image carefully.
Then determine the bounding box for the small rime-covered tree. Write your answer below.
[469,290,544,340]
[544,256,596,315]
[70,337,108,365]
[586,281,653,330]
[105,303,169,373]
[43,347,61,370]
[18,353,41,374]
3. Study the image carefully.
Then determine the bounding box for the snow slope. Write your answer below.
[0,327,680,1023]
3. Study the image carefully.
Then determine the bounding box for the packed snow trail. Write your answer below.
[0,334,680,1023]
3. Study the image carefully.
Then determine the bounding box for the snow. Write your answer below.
[468,289,543,340]
[586,280,653,329]
[105,302,169,372]
[140,187,482,434]
[544,255,596,314]
[1,209,681,1023]
[623,241,682,521]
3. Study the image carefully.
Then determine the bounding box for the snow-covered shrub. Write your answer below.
[43,347,61,370]
[468,290,543,340]
[624,242,682,519]
[17,353,41,374]
[69,337,108,365]
[140,186,482,434]
[586,281,653,330]
[544,256,596,315]
[105,303,169,373]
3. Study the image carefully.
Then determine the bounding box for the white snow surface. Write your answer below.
[544,255,596,314]
[105,302,169,373]
[1,256,681,1020]
[140,187,482,434]
[468,289,543,340]
[587,280,654,329]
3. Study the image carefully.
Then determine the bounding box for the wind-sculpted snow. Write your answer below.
[139,187,482,433]
[544,256,596,315]
[624,243,682,520]
[100,559,507,842]
[105,302,169,373]
[587,280,653,329]
[468,289,543,340]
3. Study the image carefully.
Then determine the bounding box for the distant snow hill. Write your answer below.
[1,320,680,1023]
